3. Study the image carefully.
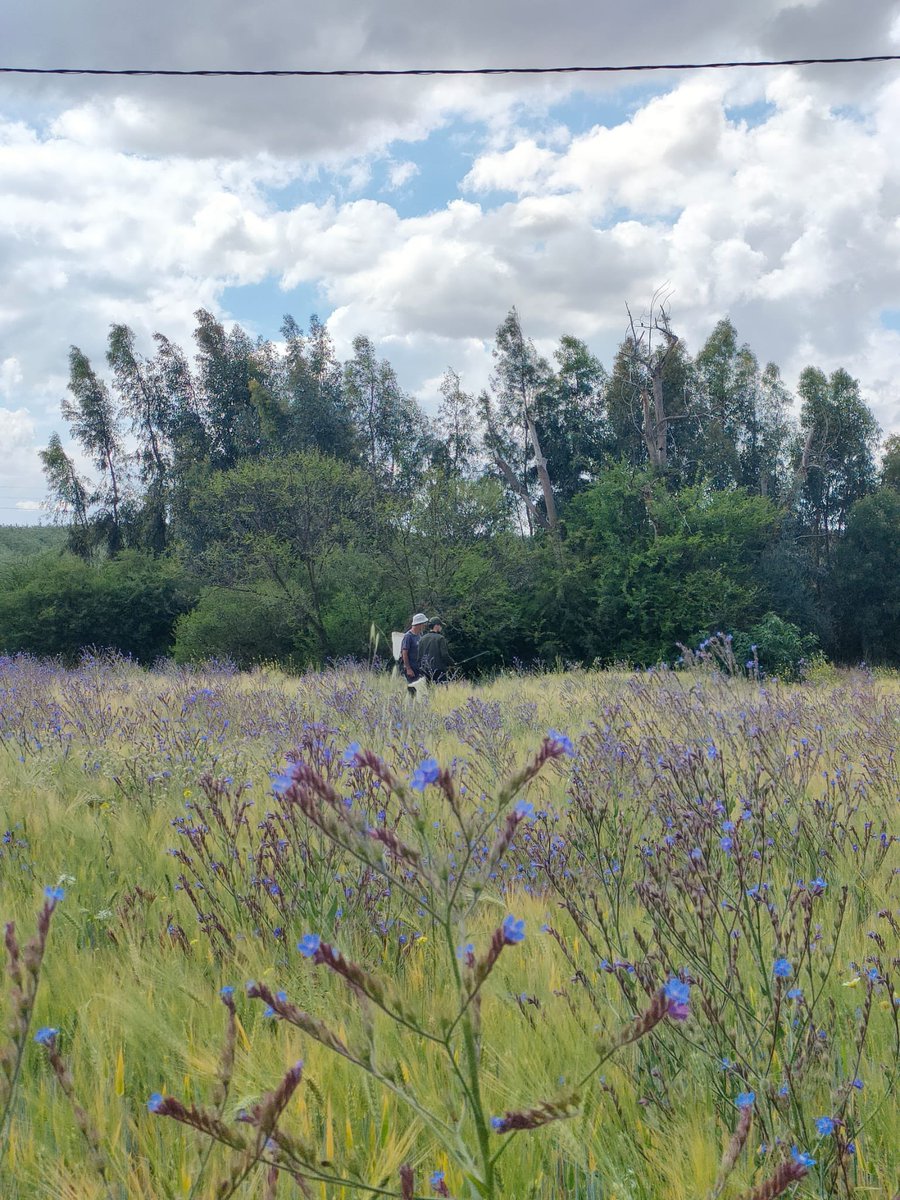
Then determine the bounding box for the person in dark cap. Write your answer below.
[419,618,452,683]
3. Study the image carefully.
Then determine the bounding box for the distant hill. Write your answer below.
[0,525,68,562]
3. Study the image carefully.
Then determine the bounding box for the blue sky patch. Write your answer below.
[220,279,329,342]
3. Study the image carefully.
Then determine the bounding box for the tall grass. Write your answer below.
[0,654,896,1198]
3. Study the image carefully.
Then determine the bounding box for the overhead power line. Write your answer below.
[1,55,899,79]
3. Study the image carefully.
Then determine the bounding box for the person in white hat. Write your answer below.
[401,613,429,688]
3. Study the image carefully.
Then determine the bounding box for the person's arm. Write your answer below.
[401,637,415,678]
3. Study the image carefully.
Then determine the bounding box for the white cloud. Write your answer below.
[0,407,35,449]
[386,160,420,190]
[2,0,900,524]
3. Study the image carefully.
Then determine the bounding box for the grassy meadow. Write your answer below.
[0,655,897,1200]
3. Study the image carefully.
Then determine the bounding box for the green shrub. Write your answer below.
[0,550,192,662]
[172,587,299,668]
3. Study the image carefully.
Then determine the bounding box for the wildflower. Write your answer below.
[810,877,826,893]
[815,1116,835,1136]
[689,847,703,861]
[501,915,525,945]
[663,977,691,1020]
[851,1077,864,1090]
[147,1093,165,1114]
[546,729,576,756]
[490,1116,505,1130]
[297,934,321,958]
[720,837,733,854]
[514,800,535,820]
[33,1027,58,1045]
[410,758,440,791]
[791,1147,815,1168]
[270,767,295,796]
[735,1091,755,1109]
[773,957,793,979]
[456,942,474,959]
[778,1083,789,1097]
[43,885,65,903]
[342,742,361,765]
[220,985,235,998]
[786,988,803,1001]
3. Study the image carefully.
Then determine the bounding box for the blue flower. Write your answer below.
[514,800,535,820]
[547,729,576,757]
[501,915,525,944]
[410,758,440,791]
[430,1169,445,1187]
[851,1077,863,1090]
[43,885,65,903]
[342,742,361,766]
[271,767,295,796]
[490,1116,505,1130]
[297,933,321,958]
[773,957,793,978]
[815,1116,835,1136]
[663,978,690,1006]
[720,837,733,854]
[786,988,803,1001]
[791,1147,815,1168]
[778,1082,789,1097]
[147,1093,165,1114]
[735,1092,755,1109]
[220,985,235,998]
[33,1027,58,1045]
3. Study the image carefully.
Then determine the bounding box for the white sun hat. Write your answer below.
[412,612,429,625]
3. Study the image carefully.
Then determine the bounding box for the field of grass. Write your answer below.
[0,655,897,1200]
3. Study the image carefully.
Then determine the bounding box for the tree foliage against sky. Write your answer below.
[11,303,894,669]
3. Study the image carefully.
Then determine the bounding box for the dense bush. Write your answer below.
[0,550,192,662]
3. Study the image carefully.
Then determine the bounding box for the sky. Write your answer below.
[2,0,900,523]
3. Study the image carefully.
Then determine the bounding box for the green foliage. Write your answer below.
[830,488,900,665]
[731,613,820,680]
[0,551,192,662]
[172,587,298,667]
[563,467,779,663]
[0,526,67,563]
[27,308,896,670]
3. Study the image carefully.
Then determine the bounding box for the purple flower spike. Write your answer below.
[501,915,525,945]
[298,933,321,958]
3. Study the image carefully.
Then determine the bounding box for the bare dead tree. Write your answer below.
[625,290,681,471]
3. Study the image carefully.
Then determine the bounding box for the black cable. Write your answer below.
[0,55,899,79]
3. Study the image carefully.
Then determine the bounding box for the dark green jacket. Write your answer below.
[419,631,451,675]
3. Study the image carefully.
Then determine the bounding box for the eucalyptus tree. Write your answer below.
[61,346,128,552]
[793,367,880,568]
